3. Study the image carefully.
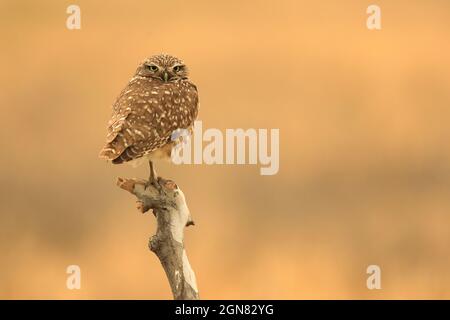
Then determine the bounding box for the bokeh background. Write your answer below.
[0,0,449,299]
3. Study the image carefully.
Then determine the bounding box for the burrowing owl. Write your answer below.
[99,54,199,179]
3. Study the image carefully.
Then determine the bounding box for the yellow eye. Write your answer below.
[173,65,183,72]
[147,65,158,72]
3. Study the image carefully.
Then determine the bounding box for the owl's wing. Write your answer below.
[99,78,199,164]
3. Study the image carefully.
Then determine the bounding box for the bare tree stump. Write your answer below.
[117,176,199,300]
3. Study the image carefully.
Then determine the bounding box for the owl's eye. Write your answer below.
[147,65,158,72]
[173,65,184,72]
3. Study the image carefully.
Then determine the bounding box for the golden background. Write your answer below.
[0,0,449,299]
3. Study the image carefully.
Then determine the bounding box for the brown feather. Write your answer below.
[99,55,199,165]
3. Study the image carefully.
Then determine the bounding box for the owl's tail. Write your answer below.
[98,146,118,161]
[99,142,146,165]
[99,133,130,163]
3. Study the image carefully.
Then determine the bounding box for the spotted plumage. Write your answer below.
[99,54,199,165]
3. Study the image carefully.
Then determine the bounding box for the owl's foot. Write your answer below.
[145,160,162,192]
[145,179,162,192]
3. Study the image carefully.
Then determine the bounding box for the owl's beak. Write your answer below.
[163,72,169,82]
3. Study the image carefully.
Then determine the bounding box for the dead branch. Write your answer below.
[117,176,199,300]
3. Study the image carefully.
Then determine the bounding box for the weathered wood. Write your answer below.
[117,176,199,300]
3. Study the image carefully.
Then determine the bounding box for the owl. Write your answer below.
[99,54,199,181]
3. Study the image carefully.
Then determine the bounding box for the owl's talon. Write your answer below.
[144,179,162,193]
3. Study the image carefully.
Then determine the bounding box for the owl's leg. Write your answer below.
[149,160,157,182]
[145,160,160,191]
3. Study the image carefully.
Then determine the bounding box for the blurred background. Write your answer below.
[0,0,449,299]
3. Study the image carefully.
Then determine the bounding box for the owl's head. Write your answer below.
[136,54,188,82]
